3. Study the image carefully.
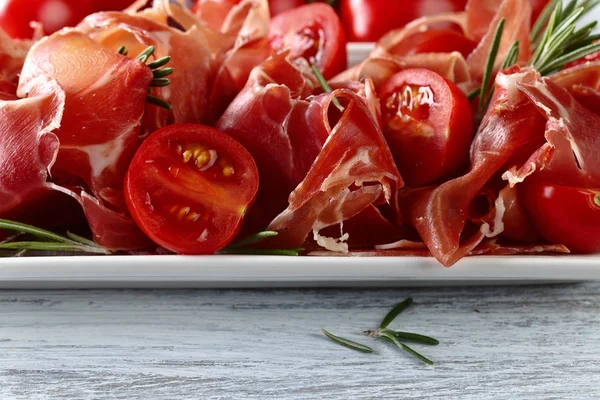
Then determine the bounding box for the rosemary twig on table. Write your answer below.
[322,298,439,365]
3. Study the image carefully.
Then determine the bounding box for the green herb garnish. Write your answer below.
[322,298,438,365]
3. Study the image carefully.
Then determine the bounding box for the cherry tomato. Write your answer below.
[124,123,259,254]
[378,68,473,187]
[0,0,137,39]
[389,29,477,58]
[339,0,468,43]
[520,182,600,253]
[268,0,305,15]
[269,3,347,79]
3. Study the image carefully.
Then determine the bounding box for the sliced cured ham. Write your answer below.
[216,52,325,227]
[401,66,546,266]
[0,28,33,82]
[266,89,403,252]
[551,61,600,115]
[465,0,532,80]
[18,30,153,209]
[504,70,600,188]
[0,77,64,217]
[79,8,215,131]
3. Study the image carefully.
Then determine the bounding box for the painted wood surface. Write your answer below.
[0,282,599,399]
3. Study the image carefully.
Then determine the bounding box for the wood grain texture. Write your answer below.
[0,283,599,399]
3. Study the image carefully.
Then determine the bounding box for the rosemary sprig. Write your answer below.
[118,45,174,110]
[0,219,111,255]
[478,18,505,114]
[311,64,344,111]
[321,329,374,353]
[530,0,600,75]
[216,231,302,256]
[322,298,438,365]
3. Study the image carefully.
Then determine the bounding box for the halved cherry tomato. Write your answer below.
[378,68,473,187]
[124,123,259,254]
[390,29,477,58]
[339,0,468,43]
[520,182,600,253]
[268,3,347,79]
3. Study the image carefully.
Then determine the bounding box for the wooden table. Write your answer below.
[1,282,599,399]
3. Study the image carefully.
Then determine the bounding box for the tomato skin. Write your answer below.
[269,3,347,79]
[339,0,468,42]
[520,182,600,253]
[0,0,136,39]
[389,29,477,58]
[124,124,259,255]
[378,68,473,187]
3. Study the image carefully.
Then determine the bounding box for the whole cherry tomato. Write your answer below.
[0,0,136,39]
[269,3,347,78]
[377,68,473,187]
[124,123,259,254]
[520,181,600,253]
[339,0,468,42]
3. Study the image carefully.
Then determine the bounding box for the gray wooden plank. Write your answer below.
[0,283,598,399]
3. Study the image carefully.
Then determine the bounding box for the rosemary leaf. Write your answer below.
[153,67,174,78]
[136,46,156,63]
[393,331,440,346]
[594,194,600,206]
[467,88,481,102]
[379,329,434,365]
[147,56,171,69]
[311,64,344,111]
[146,95,173,110]
[540,41,600,74]
[151,78,171,87]
[0,219,79,245]
[531,3,561,66]
[379,297,413,329]
[321,329,374,353]
[226,231,279,249]
[531,0,561,45]
[501,41,520,69]
[66,231,98,247]
[479,18,505,111]
[0,241,110,254]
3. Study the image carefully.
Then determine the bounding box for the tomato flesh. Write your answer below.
[269,3,347,79]
[339,0,468,42]
[124,124,259,254]
[378,68,473,187]
[520,182,600,253]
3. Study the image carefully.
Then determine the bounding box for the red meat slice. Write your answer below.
[18,30,153,209]
[266,89,403,252]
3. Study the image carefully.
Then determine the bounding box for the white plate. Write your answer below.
[0,254,598,288]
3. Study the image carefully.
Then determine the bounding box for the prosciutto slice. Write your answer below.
[0,77,64,216]
[18,30,153,209]
[504,71,600,188]
[0,28,32,83]
[216,52,325,227]
[266,89,403,252]
[401,66,547,266]
[79,8,215,131]
[551,61,600,115]
[465,0,532,80]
